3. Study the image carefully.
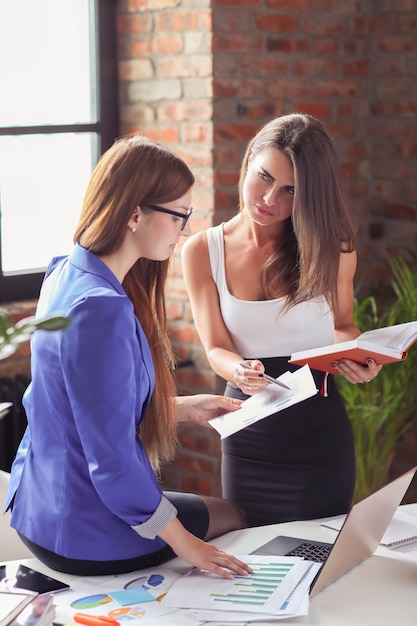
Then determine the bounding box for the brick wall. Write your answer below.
[116,0,417,497]
[4,1,416,498]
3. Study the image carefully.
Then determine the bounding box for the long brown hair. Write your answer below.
[238,113,357,311]
[73,135,195,472]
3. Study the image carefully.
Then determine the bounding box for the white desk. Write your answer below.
[7,503,417,626]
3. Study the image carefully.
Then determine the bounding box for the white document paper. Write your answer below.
[209,365,317,438]
[178,561,321,623]
[321,508,417,549]
[161,554,311,617]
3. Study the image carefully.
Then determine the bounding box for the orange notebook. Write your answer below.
[289,320,417,374]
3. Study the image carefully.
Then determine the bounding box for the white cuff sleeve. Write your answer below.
[132,495,178,540]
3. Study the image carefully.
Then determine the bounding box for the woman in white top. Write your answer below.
[182,113,382,526]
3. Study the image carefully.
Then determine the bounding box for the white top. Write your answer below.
[206,223,334,358]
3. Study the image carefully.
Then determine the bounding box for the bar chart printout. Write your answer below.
[161,555,310,616]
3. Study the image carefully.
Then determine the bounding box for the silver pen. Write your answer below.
[239,362,291,390]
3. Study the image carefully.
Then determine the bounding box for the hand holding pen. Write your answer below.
[238,361,290,393]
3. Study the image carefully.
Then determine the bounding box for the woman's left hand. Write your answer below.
[176,394,243,427]
[333,358,383,385]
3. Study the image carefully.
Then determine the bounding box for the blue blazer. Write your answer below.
[5,244,175,561]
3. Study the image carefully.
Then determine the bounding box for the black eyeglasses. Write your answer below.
[143,203,193,231]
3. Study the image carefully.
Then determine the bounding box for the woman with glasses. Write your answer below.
[182,113,382,527]
[5,135,250,579]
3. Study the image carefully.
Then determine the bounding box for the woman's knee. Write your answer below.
[199,495,247,540]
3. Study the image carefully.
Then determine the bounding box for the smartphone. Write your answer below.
[0,564,70,595]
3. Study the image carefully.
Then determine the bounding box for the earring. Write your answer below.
[131,227,137,233]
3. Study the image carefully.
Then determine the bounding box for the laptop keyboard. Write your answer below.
[287,541,332,563]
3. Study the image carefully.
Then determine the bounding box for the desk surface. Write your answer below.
[8,503,417,626]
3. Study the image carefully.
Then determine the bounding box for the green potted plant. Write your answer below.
[0,312,71,419]
[337,255,417,502]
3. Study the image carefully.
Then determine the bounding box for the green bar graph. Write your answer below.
[209,561,295,607]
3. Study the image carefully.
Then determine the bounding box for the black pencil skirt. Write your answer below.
[222,358,356,527]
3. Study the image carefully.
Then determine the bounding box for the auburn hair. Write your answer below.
[74,135,195,471]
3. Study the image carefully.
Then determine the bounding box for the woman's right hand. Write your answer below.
[158,518,252,579]
[234,359,269,396]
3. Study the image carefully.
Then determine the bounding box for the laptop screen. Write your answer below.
[252,466,417,596]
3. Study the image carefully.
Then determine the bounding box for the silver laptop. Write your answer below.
[252,465,417,596]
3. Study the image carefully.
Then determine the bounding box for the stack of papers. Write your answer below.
[161,555,320,623]
[322,509,417,553]
[209,365,317,439]
[52,557,321,626]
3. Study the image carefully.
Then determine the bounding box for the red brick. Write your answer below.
[157,10,211,32]
[345,141,369,159]
[212,33,263,53]
[399,14,417,33]
[253,14,299,32]
[313,0,357,11]
[266,79,312,99]
[212,0,261,6]
[294,58,339,77]
[401,142,417,158]
[158,102,213,122]
[169,325,200,345]
[174,145,213,168]
[156,56,212,78]
[166,301,184,321]
[313,38,338,55]
[181,123,212,144]
[214,190,240,210]
[174,368,218,393]
[266,0,311,9]
[130,39,153,56]
[131,125,180,143]
[340,162,359,180]
[344,58,370,77]
[213,124,260,142]
[369,15,396,33]
[240,55,289,76]
[315,80,362,98]
[374,35,417,54]
[117,14,152,35]
[212,10,252,31]
[118,59,153,81]
[346,182,369,199]
[214,170,239,188]
[266,37,309,53]
[292,102,333,119]
[156,34,184,55]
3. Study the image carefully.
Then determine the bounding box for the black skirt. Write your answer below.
[222,357,356,527]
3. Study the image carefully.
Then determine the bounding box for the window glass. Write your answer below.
[0,0,94,126]
[0,134,95,273]
[0,0,117,302]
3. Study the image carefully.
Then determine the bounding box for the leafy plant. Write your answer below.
[0,312,71,421]
[337,256,417,502]
[0,312,71,360]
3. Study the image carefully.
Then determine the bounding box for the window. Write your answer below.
[0,0,118,303]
